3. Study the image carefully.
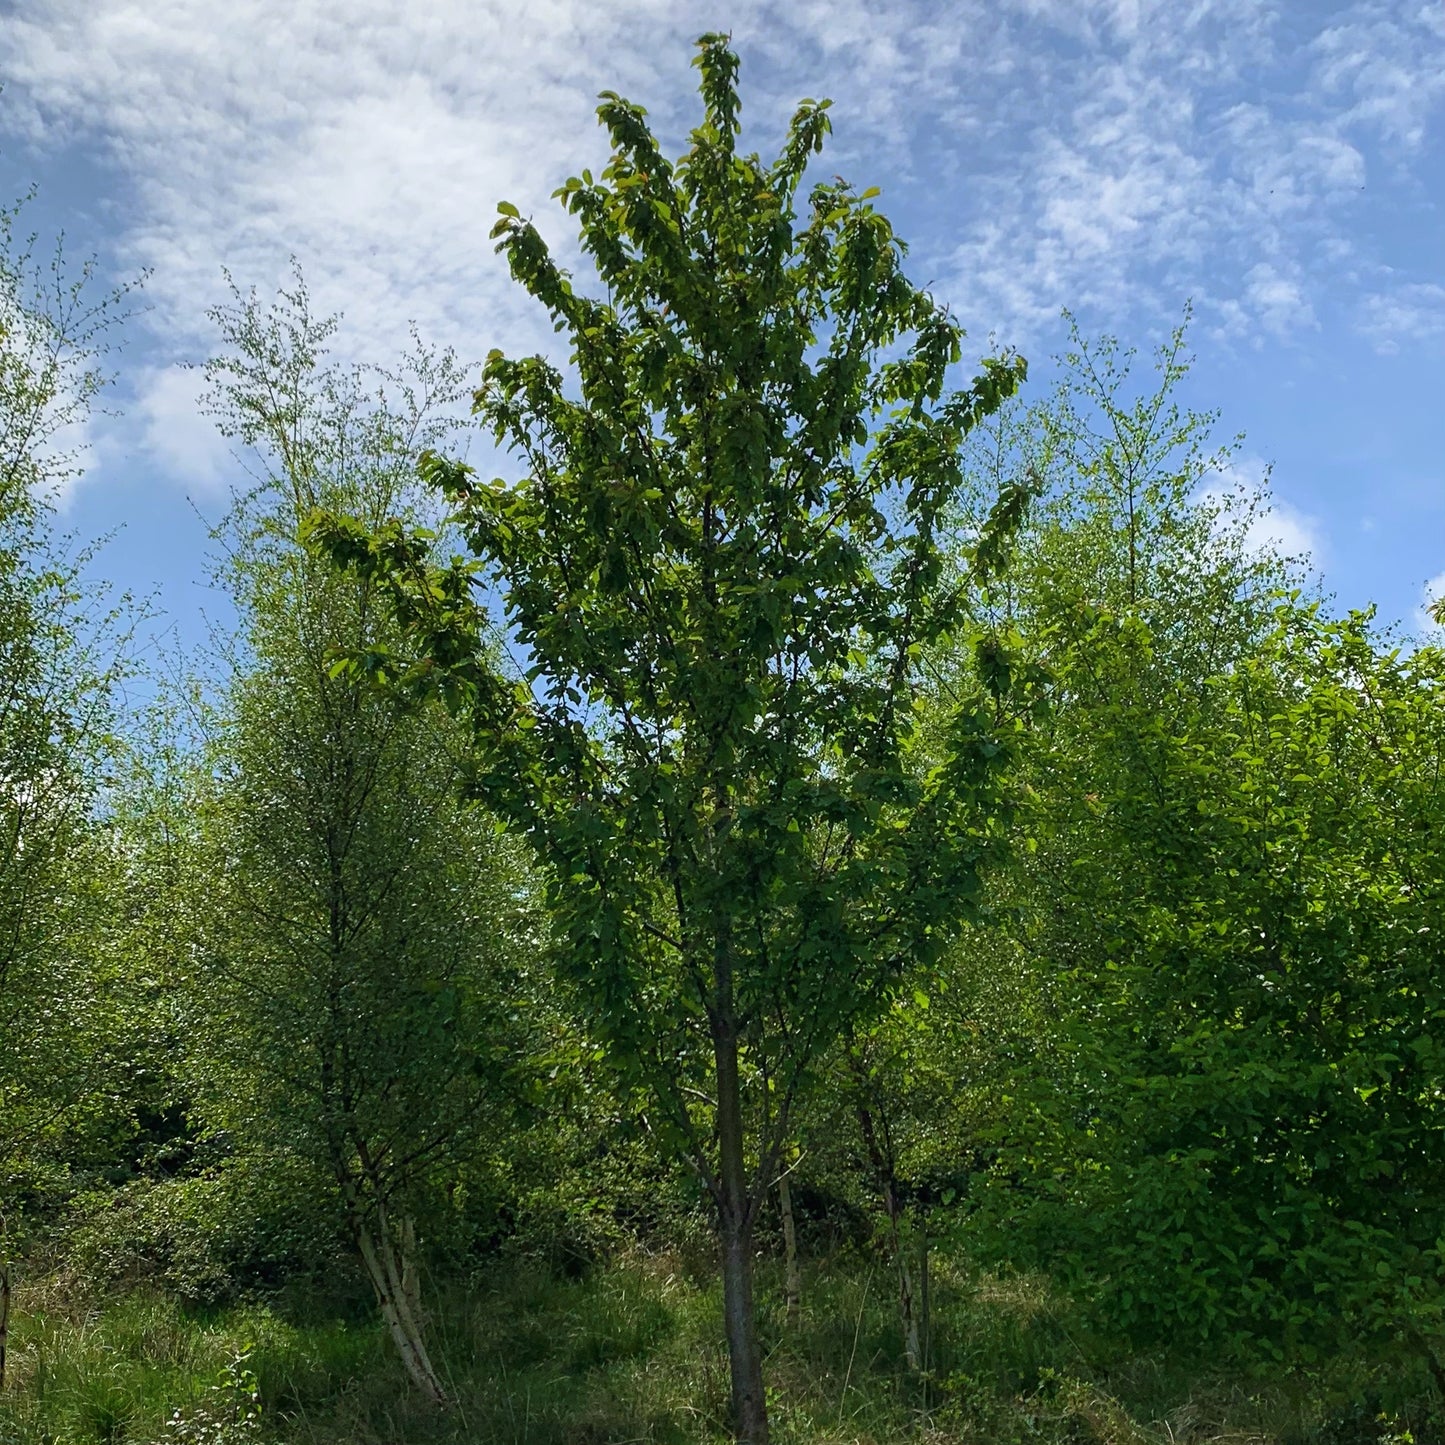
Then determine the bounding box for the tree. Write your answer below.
[977,603,1445,1359]
[781,316,1291,1380]
[186,276,536,1402]
[0,194,134,1389]
[931,322,1445,1358]
[313,37,1027,1441]
[947,312,1294,681]
[922,316,1305,1183]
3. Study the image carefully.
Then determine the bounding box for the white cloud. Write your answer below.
[32,411,98,511]
[1417,571,1445,634]
[1357,281,1445,353]
[1244,495,1323,562]
[1200,457,1325,567]
[1312,2,1445,149]
[134,364,235,496]
[1244,262,1316,336]
[3,0,714,364]
[0,0,1442,434]
[930,1,1422,346]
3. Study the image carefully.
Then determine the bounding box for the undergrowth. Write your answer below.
[0,1257,1438,1444]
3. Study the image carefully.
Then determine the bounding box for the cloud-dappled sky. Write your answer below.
[1,0,1442,646]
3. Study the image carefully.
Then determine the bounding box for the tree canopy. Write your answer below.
[312,34,1030,1440]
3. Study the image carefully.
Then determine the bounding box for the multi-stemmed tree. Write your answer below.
[188,277,534,1401]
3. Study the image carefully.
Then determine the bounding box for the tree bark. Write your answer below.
[355,1217,447,1404]
[400,1215,422,1327]
[896,1227,921,1372]
[713,1007,768,1444]
[374,1202,436,1387]
[777,1172,800,1326]
[0,1257,10,1392]
[919,1222,930,1381]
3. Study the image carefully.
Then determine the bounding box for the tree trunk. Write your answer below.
[0,1257,10,1392]
[777,1173,800,1326]
[895,1228,921,1373]
[355,1218,447,1404]
[373,1202,437,1391]
[720,1212,766,1444]
[855,1096,920,1371]
[400,1215,422,1327]
[919,1222,931,1381]
[713,1008,768,1444]
[341,1177,445,1407]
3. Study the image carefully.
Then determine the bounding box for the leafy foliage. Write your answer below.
[0,194,139,1374]
[982,604,1445,1353]
[177,276,541,1399]
[940,321,1445,1355]
[311,35,1027,1438]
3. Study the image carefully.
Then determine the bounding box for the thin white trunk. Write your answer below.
[897,1244,921,1372]
[372,1200,441,1398]
[355,1220,446,1404]
[777,1175,800,1326]
[351,1208,445,1410]
[400,1215,422,1326]
[919,1226,931,1381]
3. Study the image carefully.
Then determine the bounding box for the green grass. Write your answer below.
[0,1257,1439,1444]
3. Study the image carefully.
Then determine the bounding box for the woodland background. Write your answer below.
[2,39,1444,1445]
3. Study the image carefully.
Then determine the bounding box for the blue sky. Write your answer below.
[1,0,1442,654]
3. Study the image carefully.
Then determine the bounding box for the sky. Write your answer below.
[0,0,1442,655]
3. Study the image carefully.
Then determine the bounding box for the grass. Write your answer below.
[0,1256,1439,1444]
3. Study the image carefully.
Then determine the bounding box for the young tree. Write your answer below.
[187,277,536,1402]
[978,604,1445,1357]
[923,318,1305,1144]
[313,37,1027,1441]
[0,195,134,1388]
[930,321,1445,1357]
[949,313,1295,679]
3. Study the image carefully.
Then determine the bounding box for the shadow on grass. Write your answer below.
[0,1257,1440,1444]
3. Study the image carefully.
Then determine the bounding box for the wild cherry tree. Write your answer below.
[314,37,1027,1442]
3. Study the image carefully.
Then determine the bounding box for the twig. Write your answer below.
[836,1263,874,1427]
